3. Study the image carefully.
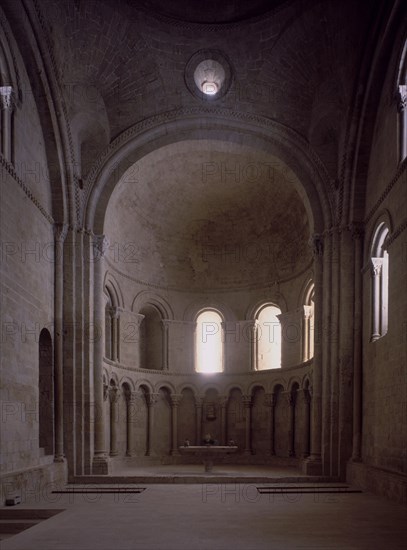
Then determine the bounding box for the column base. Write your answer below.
[302,455,322,475]
[171,449,180,456]
[54,454,66,463]
[92,455,110,475]
[145,451,157,457]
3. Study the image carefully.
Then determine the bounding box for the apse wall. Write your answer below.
[100,256,314,462]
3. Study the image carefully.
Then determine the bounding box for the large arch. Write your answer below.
[84,110,333,235]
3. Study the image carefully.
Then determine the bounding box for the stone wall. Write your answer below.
[348,23,407,500]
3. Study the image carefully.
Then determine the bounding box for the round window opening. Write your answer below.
[185,50,232,101]
[194,59,226,96]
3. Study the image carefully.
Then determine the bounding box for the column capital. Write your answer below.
[92,234,109,260]
[283,391,295,407]
[170,394,183,407]
[309,234,324,257]
[371,257,383,277]
[147,393,160,407]
[242,395,252,407]
[54,223,69,243]
[301,388,311,404]
[218,395,229,407]
[0,86,14,111]
[108,306,120,320]
[398,84,407,112]
[125,390,138,403]
[109,386,120,403]
[264,393,275,407]
[103,382,109,401]
[349,222,364,241]
[194,396,205,408]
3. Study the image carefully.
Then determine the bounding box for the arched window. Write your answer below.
[105,291,113,360]
[370,222,389,341]
[397,40,407,162]
[0,26,18,163]
[195,309,224,373]
[255,304,282,370]
[303,283,314,361]
[140,304,164,370]
[104,286,120,362]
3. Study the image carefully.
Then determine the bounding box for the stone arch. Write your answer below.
[247,382,267,395]
[155,381,177,395]
[135,379,154,394]
[183,299,236,323]
[271,380,287,393]
[288,377,302,392]
[104,272,124,309]
[365,210,393,265]
[246,298,288,319]
[132,290,174,320]
[177,383,199,398]
[120,377,135,393]
[224,383,245,397]
[85,111,332,237]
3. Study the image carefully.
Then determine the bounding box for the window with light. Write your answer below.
[195,309,224,373]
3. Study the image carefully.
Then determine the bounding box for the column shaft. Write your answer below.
[92,235,109,474]
[352,229,363,460]
[54,224,68,462]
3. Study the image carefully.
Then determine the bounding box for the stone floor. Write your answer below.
[1,465,406,550]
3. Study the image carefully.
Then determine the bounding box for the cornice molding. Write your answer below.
[104,255,313,294]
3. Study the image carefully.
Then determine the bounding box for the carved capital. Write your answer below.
[398,84,407,112]
[103,383,109,401]
[301,388,311,404]
[108,306,120,320]
[54,223,69,243]
[109,386,120,403]
[284,391,295,407]
[92,234,109,261]
[126,390,138,403]
[264,393,275,408]
[371,258,383,277]
[194,396,204,408]
[147,393,159,407]
[218,395,228,408]
[170,394,182,407]
[242,395,252,408]
[0,86,14,110]
[309,234,324,257]
[349,222,364,241]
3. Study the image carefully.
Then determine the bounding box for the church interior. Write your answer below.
[0,0,406,548]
